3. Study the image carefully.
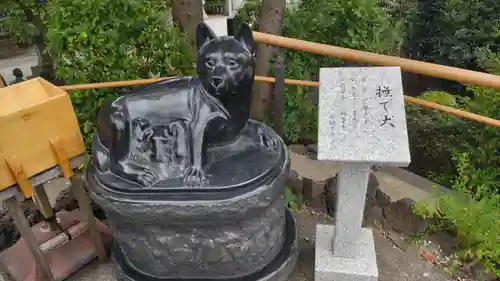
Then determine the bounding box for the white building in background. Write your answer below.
[223,0,245,18]
[222,0,300,18]
[204,0,301,36]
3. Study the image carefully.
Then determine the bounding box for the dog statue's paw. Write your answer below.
[182,166,206,187]
[136,168,159,187]
[258,127,278,152]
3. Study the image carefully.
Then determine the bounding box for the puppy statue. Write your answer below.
[92,23,275,187]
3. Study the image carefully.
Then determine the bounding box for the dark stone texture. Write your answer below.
[285,169,303,203]
[285,169,302,189]
[0,218,19,251]
[87,22,298,281]
[381,198,431,234]
[92,23,263,188]
[306,144,317,154]
[88,145,289,278]
[0,200,45,251]
[91,121,285,199]
[303,178,326,203]
[288,144,308,156]
[323,175,337,217]
[306,144,317,159]
[111,210,299,281]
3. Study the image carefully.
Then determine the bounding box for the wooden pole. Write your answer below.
[60,77,166,91]
[32,185,58,231]
[227,17,241,36]
[0,74,6,88]
[58,76,320,91]
[59,76,500,128]
[39,222,87,253]
[252,31,500,90]
[70,176,108,261]
[403,96,500,127]
[273,56,285,137]
[5,197,55,281]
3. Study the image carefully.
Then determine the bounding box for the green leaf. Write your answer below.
[44,0,195,151]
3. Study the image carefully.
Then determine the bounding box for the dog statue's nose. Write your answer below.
[212,77,223,88]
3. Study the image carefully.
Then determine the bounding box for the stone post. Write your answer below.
[315,67,411,281]
[332,163,371,258]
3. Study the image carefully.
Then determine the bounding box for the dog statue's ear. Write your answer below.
[234,23,256,55]
[196,23,217,51]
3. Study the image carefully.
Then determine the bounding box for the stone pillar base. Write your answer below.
[112,210,299,281]
[315,224,378,281]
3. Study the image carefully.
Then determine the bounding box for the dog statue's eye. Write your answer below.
[205,59,215,68]
[227,59,239,68]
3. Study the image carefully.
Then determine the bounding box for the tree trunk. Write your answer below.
[13,0,55,80]
[34,35,56,81]
[172,0,204,44]
[251,0,286,120]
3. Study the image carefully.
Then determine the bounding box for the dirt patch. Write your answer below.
[0,201,44,251]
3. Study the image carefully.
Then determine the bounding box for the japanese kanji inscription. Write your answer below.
[317,67,411,166]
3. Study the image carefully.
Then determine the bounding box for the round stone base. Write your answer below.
[111,210,299,281]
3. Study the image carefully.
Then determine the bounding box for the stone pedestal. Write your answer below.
[86,121,299,281]
[315,225,377,281]
[315,164,378,281]
[112,210,298,281]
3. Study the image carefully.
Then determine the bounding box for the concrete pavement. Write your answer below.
[0,46,38,85]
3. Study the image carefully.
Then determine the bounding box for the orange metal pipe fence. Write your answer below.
[59,76,320,91]
[60,76,500,128]
[252,31,500,90]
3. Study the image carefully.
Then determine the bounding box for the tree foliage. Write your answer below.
[0,0,56,80]
[405,0,500,71]
[0,0,43,44]
[283,0,404,142]
[238,0,404,142]
[414,151,500,278]
[45,0,195,146]
[406,48,500,199]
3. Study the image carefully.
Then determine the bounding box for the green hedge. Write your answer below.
[45,0,195,147]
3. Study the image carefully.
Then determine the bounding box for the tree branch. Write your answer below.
[11,0,46,36]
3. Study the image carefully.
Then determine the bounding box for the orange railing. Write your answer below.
[59,32,500,128]
[252,32,500,89]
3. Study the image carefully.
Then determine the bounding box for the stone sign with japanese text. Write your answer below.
[317,67,410,166]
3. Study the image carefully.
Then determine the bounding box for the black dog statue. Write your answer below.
[92,23,276,187]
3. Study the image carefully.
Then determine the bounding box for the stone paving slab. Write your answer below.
[289,151,339,183]
[374,170,433,203]
[0,178,69,212]
[0,46,38,84]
